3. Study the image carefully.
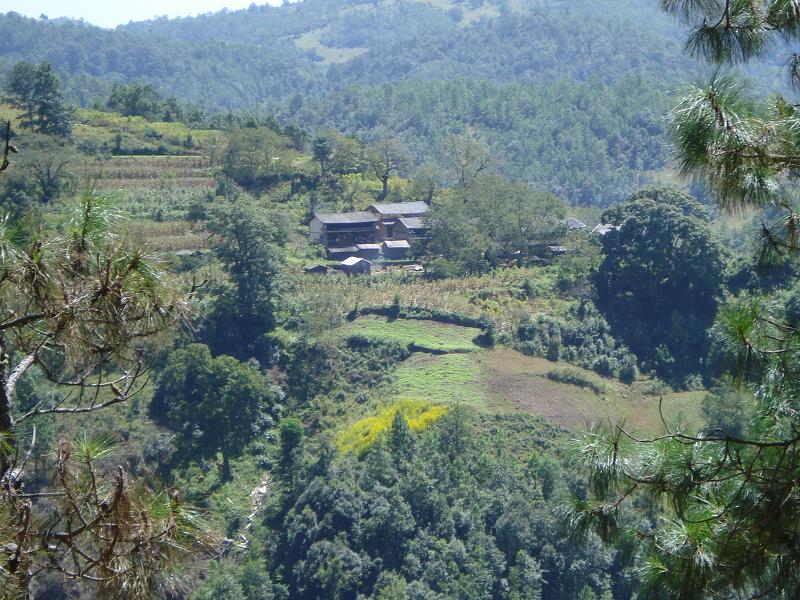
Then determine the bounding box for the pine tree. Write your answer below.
[5,62,73,137]
[571,3,800,597]
[0,190,212,597]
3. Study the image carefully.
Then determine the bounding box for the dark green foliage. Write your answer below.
[514,304,637,380]
[199,194,286,360]
[546,369,607,395]
[348,305,486,329]
[193,559,287,600]
[618,356,639,385]
[601,186,711,224]
[277,418,305,492]
[5,61,73,137]
[786,283,800,327]
[473,317,497,348]
[107,82,167,120]
[150,344,277,476]
[222,128,299,192]
[260,413,622,600]
[727,251,800,294]
[595,189,724,383]
[286,337,411,406]
[701,377,748,438]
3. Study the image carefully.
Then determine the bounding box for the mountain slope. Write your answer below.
[0,0,714,203]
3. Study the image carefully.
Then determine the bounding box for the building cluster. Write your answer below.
[308,201,430,273]
[305,205,619,275]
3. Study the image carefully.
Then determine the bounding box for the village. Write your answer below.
[306,201,616,275]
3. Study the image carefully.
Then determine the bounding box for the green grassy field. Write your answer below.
[332,316,482,352]
[392,353,486,407]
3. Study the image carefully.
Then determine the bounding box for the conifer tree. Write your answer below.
[572,3,800,598]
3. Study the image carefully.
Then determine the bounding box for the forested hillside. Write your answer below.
[3,1,800,599]
[0,0,713,203]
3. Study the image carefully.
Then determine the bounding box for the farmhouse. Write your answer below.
[367,201,429,240]
[309,211,381,246]
[310,200,430,262]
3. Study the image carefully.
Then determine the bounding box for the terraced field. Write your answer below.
[392,353,486,407]
[332,316,482,353]
[479,349,705,433]
[336,317,706,435]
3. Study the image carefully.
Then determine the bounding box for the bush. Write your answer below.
[546,339,561,362]
[642,378,672,396]
[619,356,639,385]
[474,318,497,348]
[546,369,607,395]
[352,305,485,329]
[513,303,638,381]
[592,356,616,378]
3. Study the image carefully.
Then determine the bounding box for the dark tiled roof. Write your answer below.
[383,240,411,249]
[314,211,380,225]
[398,217,427,230]
[565,217,587,230]
[368,201,429,216]
[327,246,358,254]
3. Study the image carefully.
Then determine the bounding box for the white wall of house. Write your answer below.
[309,217,324,243]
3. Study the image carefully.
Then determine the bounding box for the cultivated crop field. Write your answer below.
[332,316,481,352]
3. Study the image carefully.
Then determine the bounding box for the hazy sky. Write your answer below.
[1,0,287,28]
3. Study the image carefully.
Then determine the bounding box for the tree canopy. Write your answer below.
[596,189,724,383]
[199,192,286,360]
[150,343,277,478]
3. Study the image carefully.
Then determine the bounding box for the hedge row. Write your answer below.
[347,304,490,330]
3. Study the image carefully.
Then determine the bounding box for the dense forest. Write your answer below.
[2,1,800,599]
[0,0,732,204]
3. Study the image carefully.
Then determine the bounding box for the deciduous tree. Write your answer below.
[595,189,724,382]
[150,343,276,479]
[366,138,410,199]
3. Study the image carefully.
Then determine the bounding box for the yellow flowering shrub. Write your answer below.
[337,400,448,456]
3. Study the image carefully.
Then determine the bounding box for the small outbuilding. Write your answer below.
[340,256,373,275]
[383,239,411,259]
[548,245,570,256]
[303,264,329,275]
[326,246,359,260]
[592,223,619,236]
[564,217,587,231]
[356,243,382,260]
